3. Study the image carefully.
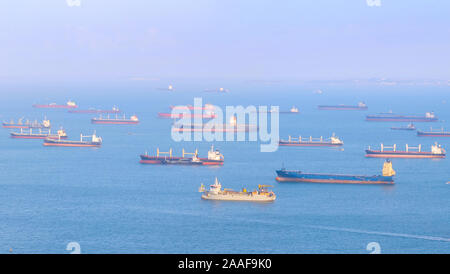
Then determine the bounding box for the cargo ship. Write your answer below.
[279,134,343,147]
[157,112,217,119]
[366,112,438,122]
[199,178,276,202]
[169,104,215,111]
[256,106,299,114]
[318,102,367,110]
[2,118,51,129]
[417,127,450,137]
[275,160,395,184]
[391,123,416,131]
[172,116,258,133]
[43,132,102,147]
[91,114,139,124]
[33,100,77,109]
[68,106,120,114]
[11,128,67,139]
[140,145,224,165]
[365,143,445,158]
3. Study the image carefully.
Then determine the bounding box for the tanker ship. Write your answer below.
[33,100,77,109]
[172,116,257,133]
[91,114,139,124]
[365,143,445,158]
[391,123,416,131]
[275,160,395,185]
[417,127,450,137]
[2,118,51,129]
[199,178,276,202]
[279,134,343,147]
[69,106,120,114]
[11,128,67,139]
[140,145,224,165]
[318,102,367,110]
[366,112,438,122]
[43,132,102,147]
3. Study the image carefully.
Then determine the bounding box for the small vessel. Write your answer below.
[172,116,258,133]
[365,143,445,158]
[11,128,67,139]
[33,100,77,109]
[68,106,120,114]
[43,132,102,147]
[200,178,276,202]
[2,118,51,129]
[91,114,139,124]
[417,127,450,137]
[275,160,395,184]
[279,134,343,147]
[140,145,224,165]
[391,123,416,131]
[366,112,438,122]
[318,102,367,110]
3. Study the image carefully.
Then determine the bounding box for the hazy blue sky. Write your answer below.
[1,0,449,81]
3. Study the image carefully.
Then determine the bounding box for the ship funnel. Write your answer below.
[382,160,396,177]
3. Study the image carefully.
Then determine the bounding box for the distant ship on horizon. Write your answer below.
[318,102,367,110]
[366,112,438,122]
[33,100,77,109]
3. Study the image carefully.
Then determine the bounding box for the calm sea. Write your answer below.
[0,81,449,253]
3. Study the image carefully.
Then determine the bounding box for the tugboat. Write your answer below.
[279,134,343,147]
[68,106,120,114]
[391,123,416,131]
[366,112,438,122]
[140,145,224,165]
[33,100,77,109]
[2,118,51,129]
[199,178,276,202]
[91,114,139,124]
[365,143,445,158]
[417,127,450,137]
[318,102,367,110]
[275,160,395,184]
[43,132,102,147]
[11,128,67,139]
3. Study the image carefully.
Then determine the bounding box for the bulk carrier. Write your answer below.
[43,132,102,147]
[417,127,450,137]
[199,178,276,202]
[11,128,67,139]
[140,145,224,165]
[275,160,395,184]
[3,118,50,129]
[157,112,217,119]
[172,116,257,133]
[279,134,343,147]
[33,100,77,109]
[365,143,445,158]
[318,102,367,110]
[391,123,416,131]
[366,112,438,122]
[91,114,139,124]
[69,106,120,114]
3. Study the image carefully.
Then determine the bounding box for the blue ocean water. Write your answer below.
[0,81,449,254]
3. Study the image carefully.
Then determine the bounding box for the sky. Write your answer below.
[0,0,449,82]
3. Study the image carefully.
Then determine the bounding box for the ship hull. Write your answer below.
[365,150,445,158]
[43,140,101,147]
[279,141,342,147]
[11,134,67,139]
[417,131,450,137]
[391,127,415,131]
[139,155,223,165]
[158,113,216,119]
[69,110,120,114]
[201,194,275,202]
[366,116,437,122]
[91,120,139,124]
[275,170,393,184]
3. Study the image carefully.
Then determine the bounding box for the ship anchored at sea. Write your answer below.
[140,145,224,165]
[33,100,77,109]
[275,160,396,184]
[199,178,276,202]
[318,102,367,111]
[11,128,67,139]
[43,132,102,147]
[366,111,438,122]
[365,143,445,158]
[279,134,343,147]
[91,114,139,125]
[69,106,120,114]
[2,118,51,129]
[417,127,450,137]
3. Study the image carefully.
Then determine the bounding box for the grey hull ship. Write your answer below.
[199,178,276,202]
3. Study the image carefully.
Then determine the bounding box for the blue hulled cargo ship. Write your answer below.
[275,160,395,184]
